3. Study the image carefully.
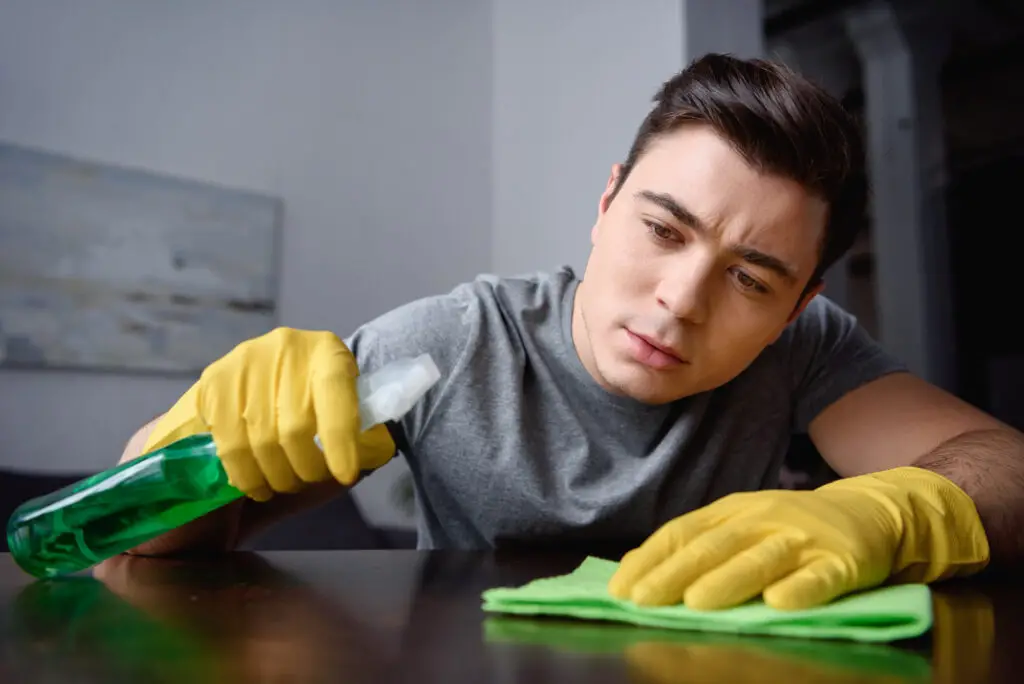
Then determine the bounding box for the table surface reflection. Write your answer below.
[0,550,1020,683]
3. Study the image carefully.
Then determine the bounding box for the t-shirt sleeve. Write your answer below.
[788,296,908,433]
[343,282,481,450]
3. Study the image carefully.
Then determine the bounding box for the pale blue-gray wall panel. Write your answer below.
[0,142,281,373]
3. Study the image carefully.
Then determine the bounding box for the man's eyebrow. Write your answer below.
[635,190,708,233]
[731,246,798,284]
[635,190,799,284]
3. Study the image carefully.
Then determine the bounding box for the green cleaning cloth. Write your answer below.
[482,556,933,643]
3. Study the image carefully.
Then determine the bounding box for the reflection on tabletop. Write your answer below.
[483,587,994,684]
[1,550,999,684]
[5,553,392,684]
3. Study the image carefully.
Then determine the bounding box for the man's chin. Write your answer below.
[603,363,697,405]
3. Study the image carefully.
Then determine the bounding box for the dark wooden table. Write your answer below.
[0,549,1020,683]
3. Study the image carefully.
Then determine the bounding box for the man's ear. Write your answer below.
[767,281,825,345]
[593,164,624,244]
[599,163,623,216]
[787,281,825,324]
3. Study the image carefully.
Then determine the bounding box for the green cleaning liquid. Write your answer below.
[7,434,240,578]
[6,354,441,579]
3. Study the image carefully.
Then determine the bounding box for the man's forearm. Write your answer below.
[913,427,1024,570]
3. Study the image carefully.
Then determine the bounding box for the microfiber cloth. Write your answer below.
[481,556,933,643]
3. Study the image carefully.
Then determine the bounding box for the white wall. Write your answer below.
[0,0,492,527]
[491,0,684,277]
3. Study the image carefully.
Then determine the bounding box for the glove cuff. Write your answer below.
[819,466,990,583]
[142,381,207,454]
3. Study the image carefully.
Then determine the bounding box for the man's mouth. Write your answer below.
[624,329,687,369]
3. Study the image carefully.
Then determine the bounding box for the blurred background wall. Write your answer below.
[0,0,497,531]
[1,0,1021,541]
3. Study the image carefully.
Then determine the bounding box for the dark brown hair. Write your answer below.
[609,53,868,295]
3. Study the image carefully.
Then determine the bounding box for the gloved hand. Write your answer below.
[142,327,396,502]
[608,467,989,611]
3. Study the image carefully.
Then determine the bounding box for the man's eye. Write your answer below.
[644,221,676,242]
[733,269,768,294]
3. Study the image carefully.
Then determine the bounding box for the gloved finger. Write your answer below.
[682,533,804,610]
[280,422,329,483]
[198,374,273,502]
[240,363,303,495]
[249,431,302,494]
[608,511,713,600]
[762,557,850,610]
[310,340,362,486]
[356,424,397,471]
[628,524,756,606]
[215,432,273,502]
[277,365,330,484]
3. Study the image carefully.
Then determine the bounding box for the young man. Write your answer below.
[121,54,1023,611]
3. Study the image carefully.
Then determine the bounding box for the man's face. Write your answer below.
[574,125,828,404]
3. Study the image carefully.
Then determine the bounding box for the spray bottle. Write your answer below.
[6,354,441,579]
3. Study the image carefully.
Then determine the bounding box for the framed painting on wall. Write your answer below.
[0,141,282,374]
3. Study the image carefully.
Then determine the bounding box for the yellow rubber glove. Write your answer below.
[608,467,989,611]
[142,327,396,502]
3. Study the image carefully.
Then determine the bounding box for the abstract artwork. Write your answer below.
[0,141,281,374]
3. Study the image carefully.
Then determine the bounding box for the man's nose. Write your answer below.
[655,260,713,324]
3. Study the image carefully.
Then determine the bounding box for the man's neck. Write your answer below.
[569,280,601,386]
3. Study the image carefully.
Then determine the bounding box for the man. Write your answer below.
[120,54,1023,611]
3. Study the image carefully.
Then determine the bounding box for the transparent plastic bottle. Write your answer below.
[7,355,440,578]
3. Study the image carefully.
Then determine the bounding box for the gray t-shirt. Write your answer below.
[345,267,905,550]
